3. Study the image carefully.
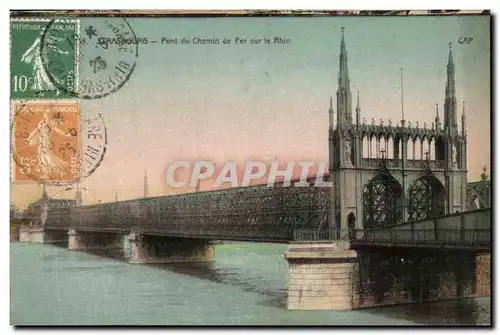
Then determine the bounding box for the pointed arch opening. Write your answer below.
[362,135,370,158]
[370,136,377,158]
[408,139,415,161]
[435,136,445,161]
[415,138,424,160]
[393,137,402,160]
[407,175,446,221]
[363,172,403,228]
[386,137,394,159]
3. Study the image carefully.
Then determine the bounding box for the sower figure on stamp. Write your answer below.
[21,31,68,95]
[26,109,75,180]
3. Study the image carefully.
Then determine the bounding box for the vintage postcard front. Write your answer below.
[9,11,491,326]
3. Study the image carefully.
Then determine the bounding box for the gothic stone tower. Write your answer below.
[328,29,467,236]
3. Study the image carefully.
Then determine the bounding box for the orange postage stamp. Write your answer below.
[11,101,80,183]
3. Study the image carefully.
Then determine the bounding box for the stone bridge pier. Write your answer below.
[68,229,124,254]
[19,226,68,244]
[285,241,359,310]
[128,232,214,264]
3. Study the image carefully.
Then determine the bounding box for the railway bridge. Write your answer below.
[15,27,492,310]
[18,183,491,311]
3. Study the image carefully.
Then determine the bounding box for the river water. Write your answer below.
[10,242,491,326]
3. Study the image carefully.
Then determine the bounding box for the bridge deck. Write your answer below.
[43,186,490,248]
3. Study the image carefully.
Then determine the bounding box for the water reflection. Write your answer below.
[11,243,491,325]
[365,297,490,325]
[149,262,287,308]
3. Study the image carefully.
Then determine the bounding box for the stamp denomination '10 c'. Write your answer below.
[10,19,78,100]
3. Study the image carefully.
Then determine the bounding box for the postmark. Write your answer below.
[10,18,78,100]
[41,17,138,99]
[11,101,107,185]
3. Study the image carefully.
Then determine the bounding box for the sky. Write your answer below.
[11,15,491,208]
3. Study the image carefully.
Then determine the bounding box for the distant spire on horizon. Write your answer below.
[144,168,149,198]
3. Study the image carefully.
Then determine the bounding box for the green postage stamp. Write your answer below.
[10,18,79,100]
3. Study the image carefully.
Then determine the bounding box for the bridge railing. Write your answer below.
[387,207,491,230]
[45,207,73,228]
[292,228,491,248]
[361,228,491,246]
[293,228,337,241]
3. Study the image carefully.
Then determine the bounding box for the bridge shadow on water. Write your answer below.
[45,243,126,260]
[44,243,288,309]
[361,297,490,325]
[147,262,288,310]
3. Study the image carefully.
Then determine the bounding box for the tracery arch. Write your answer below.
[363,172,403,228]
[407,174,446,221]
[467,188,485,210]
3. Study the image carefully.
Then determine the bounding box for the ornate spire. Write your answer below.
[143,168,149,198]
[444,42,457,129]
[40,183,49,227]
[461,101,467,137]
[75,182,82,206]
[448,42,454,65]
[338,26,350,92]
[435,103,440,130]
[328,96,334,129]
[115,190,118,202]
[41,183,48,201]
[336,26,352,125]
[446,43,456,99]
[355,91,361,125]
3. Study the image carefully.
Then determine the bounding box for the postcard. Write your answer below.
[9,10,491,326]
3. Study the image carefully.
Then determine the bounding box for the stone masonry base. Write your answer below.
[285,242,358,310]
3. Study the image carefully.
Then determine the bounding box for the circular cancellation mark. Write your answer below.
[40,17,139,100]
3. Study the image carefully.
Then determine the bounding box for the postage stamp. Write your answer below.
[11,101,108,184]
[11,101,80,182]
[10,18,79,100]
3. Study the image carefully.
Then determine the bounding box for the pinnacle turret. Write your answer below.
[328,96,334,129]
[444,42,457,129]
[336,26,352,126]
[356,91,361,125]
[461,101,467,137]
